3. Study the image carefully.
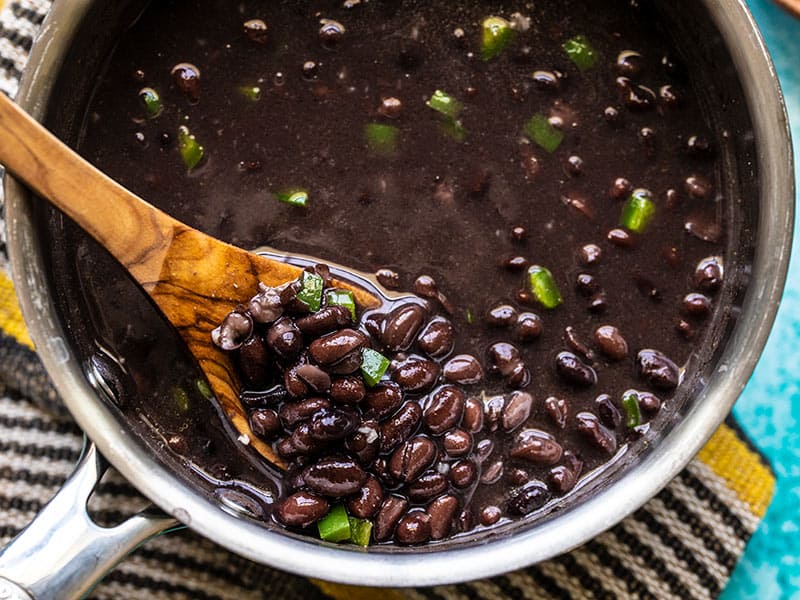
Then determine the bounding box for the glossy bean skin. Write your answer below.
[274,492,330,528]
[304,457,367,497]
[308,329,369,366]
[348,475,384,519]
[382,304,427,351]
[373,495,409,542]
[423,385,465,434]
[427,494,459,540]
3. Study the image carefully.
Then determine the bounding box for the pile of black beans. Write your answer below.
[211,264,676,545]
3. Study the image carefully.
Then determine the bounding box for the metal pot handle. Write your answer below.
[0,440,180,600]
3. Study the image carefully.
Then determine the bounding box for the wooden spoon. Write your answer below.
[0,93,381,469]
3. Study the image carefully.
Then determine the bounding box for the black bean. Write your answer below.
[424,385,465,434]
[507,480,551,515]
[576,273,599,296]
[364,381,404,419]
[555,351,597,387]
[237,334,271,386]
[564,326,595,361]
[456,509,474,533]
[296,305,352,337]
[476,438,494,463]
[395,511,432,545]
[427,494,459,540]
[301,60,319,79]
[588,292,608,314]
[266,317,303,363]
[463,397,484,433]
[544,396,569,429]
[171,62,201,102]
[295,364,332,393]
[685,175,713,200]
[486,304,518,327]
[515,312,543,342]
[347,476,384,520]
[417,318,455,358]
[380,402,422,452]
[481,460,504,485]
[326,350,363,375]
[578,243,603,265]
[373,495,409,542]
[638,391,662,414]
[345,419,381,466]
[548,452,584,494]
[248,408,280,439]
[532,70,560,91]
[378,96,403,118]
[247,285,283,324]
[505,467,529,486]
[625,84,656,110]
[376,269,400,290]
[682,293,711,317]
[693,256,724,292]
[566,155,584,176]
[636,349,680,390]
[413,275,438,299]
[595,394,622,429]
[450,459,477,488]
[511,226,527,242]
[279,398,331,428]
[442,354,484,385]
[660,84,679,105]
[510,429,563,465]
[480,505,503,526]
[604,106,621,124]
[487,343,522,377]
[616,50,643,76]
[501,256,530,272]
[484,395,505,432]
[407,471,449,503]
[442,428,472,457]
[243,18,269,44]
[389,436,437,482]
[308,407,359,442]
[283,365,309,398]
[308,329,368,366]
[319,19,345,49]
[607,228,634,247]
[304,457,367,497]
[575,412,617,454]
[329,376,366,404]
[212,310,253,351]
[274,492,329,528]
[383,304,427,351]
[392,358,440,392]
[593,325,628,360]
[502,391,533,432]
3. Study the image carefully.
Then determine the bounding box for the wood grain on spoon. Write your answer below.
[775,0,800,17]
[0,93,380,469]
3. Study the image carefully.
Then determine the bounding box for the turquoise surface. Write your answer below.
[723,2,800,598]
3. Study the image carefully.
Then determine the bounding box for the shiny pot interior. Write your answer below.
[5,0,793,586]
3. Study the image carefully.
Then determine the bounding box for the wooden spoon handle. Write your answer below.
[775,0,800,17]
[0,92,188,283]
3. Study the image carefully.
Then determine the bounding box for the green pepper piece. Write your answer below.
[563,35,598,71]
[426,90,463,121]
[276,189,309,208]
[622,391,642,428]
[325,289,356,320]
[139,87,163,118]
[481,16,515,61]
[523,114,563,153]
[178,126,204,171]
[361,348,390,387]
[171,386,190,413]
[440,118,467,142]
[365,123,399,155]
[318,505,352,543]
[465,308,475,325]
[348,516,373,547]
[296,271,324,312]
[195,378,213,400]
[527,265,563,309]
[239,85,262,101]
[620,188,656,233]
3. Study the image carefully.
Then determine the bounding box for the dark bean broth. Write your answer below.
[45,0,739,546]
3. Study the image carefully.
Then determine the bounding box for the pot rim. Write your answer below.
[4,0,794,587]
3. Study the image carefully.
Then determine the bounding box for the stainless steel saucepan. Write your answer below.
[0,1,793,598]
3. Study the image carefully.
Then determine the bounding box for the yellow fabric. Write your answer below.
[313,581,407,600]
[0,271,33,349]
[697,423,775,518]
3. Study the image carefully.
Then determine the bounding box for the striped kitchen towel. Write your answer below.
[0,2,776,599]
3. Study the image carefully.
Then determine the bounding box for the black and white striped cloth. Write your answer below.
[0,2,774,598]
